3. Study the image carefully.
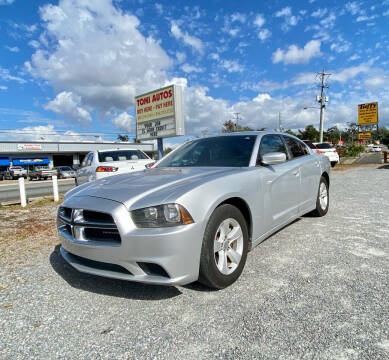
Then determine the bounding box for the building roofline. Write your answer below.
[0,140,154,145]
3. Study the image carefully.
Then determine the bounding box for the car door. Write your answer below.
[257,134,301,233]
[76,152,93,185]
[283,136,321,214]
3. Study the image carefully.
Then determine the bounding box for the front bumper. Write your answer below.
[58,195,204,286]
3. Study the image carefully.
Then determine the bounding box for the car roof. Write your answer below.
[97,148,143,153]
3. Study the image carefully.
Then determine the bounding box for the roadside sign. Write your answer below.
[135,85,184,141]
[358,132,371,140]
[358,102,378,125]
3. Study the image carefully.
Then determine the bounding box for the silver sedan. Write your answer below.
[58,131,330,289]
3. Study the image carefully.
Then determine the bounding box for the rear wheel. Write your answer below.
[199,204,248,289]
[312,176,329,217]
[331,161,337,167]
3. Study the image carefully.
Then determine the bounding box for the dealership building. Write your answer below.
[0,141,155,169]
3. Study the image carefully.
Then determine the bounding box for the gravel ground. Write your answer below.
[1,165,388,360]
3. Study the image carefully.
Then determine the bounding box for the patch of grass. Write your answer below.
[0,195,64,211]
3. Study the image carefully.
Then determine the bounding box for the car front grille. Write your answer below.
[58,207,121,246]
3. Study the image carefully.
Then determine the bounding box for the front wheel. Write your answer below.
[199,204,248,289]
[312,176,329,217]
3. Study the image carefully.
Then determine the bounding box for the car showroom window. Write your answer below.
[257,135,288,163]
[283,136,307,158]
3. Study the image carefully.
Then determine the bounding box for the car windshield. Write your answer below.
[157,135,257,168]
[59,167,72,171]
[98,150,148,162]
[316,143,334,149]
[303,141,316,149]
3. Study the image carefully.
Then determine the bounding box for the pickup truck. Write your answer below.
[29,166,57,181]
[4,166,27,180]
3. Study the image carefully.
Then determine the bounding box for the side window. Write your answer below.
[86,153,94,166]
[257,135,288,163]
[81,153,89,168]
[283,136,307,158]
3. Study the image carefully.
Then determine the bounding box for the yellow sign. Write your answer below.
[358,102,378,125]
[135,85,184,141]
[136,85,175,123]
[358,132,371,140]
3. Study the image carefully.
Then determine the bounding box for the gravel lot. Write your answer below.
[1,165,388,359]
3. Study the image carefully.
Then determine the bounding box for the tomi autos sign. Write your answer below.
[135,85,184,141]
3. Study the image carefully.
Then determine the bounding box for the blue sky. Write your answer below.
[0,0,388,144]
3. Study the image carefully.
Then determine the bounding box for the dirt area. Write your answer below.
[0,200,60,271]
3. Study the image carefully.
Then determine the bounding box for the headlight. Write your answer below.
[131,203,194,228]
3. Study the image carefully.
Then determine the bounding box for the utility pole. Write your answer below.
[317,69,331,143]
[278,112,282,131]
[233,112,240,131]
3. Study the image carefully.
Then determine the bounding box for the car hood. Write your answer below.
[68,167,241,209]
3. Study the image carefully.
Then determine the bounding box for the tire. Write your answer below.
[198,204,249,289]
[331,161,337,168]
[312,176,329,217]
[75,177,78,186]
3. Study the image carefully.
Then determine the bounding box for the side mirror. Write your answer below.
[261,152,287,165]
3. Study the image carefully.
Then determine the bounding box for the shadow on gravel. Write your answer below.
[50,245,182,300]
[377,165,389,169]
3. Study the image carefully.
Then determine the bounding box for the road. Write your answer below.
[0,166,388,359]
[0,178,76,202]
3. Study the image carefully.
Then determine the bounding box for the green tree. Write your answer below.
[297,125,320,141]
[117,134,129,142]
[222,120,254,133]
[284,129,297,136]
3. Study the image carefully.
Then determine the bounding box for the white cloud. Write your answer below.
[219,60,244,73]
[0,0,15,5]
[253,93,271,103]
[231,12,246,23]
[27,0,171,119]
[345,2,363,15]
[45,91,91,125]
[356,15,377,22]
[331,63,371,82]
[171,22,204,53]
[253,14,265,28]
[364,74,389,89]
[111,112,133,132]
[275,7,291,17]
[5,46,20,52]
[0,85,8,90]
[176,51,186,64]
[311,8,327,18]
[181,64,204,73]
[272,40,321,64]
[28,40,40,49]
[0,66,26,83]
[330,37,351,53]
[0,125,85,142]
[258,29,271,41]
[275,6,300,31]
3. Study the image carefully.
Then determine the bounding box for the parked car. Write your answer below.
[58,132,330,289]
[313,142,339,167]
[56,166,77,179]
[29,166,57,180]
[4,166,27,180]
[302,140,317,150]
[370,145,382,152]
[75,149,154,185]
